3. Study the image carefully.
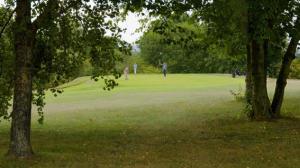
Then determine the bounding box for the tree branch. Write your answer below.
[0,8,15,39]
[31,0,59,32]
[31,0,81,32]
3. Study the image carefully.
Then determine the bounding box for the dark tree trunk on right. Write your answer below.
[271,37,299,116]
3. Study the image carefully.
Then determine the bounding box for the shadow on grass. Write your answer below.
[1,115,300,168]
[1,98,300,168]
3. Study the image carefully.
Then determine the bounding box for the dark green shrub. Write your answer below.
[290,59,300,79]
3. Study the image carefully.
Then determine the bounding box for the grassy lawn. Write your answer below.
[0,74,300,168]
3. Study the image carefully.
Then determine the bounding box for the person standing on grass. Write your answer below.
[162,62,167,78]
[124,66,129,80]
[133,63,138,75]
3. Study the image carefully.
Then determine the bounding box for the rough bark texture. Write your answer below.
[251,40,272,120]
[7,0,34,157]
[271,38,299,116]
[245,43,252,105]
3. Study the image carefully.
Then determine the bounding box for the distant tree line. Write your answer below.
[138,13,290,77]
[138,14,247,74]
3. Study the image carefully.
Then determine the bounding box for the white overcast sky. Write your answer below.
[119,12,143,44]
[0,0,142,44]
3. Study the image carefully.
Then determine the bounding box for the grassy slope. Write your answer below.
[0,74,300,168]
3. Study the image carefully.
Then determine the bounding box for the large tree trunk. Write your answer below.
[7,0,34,157]
[245,43,252,105]
[271,38,299,117]
[250,40,272,120]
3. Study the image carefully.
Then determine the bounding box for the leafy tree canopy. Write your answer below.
[138,13,247,73]
[0,0,146,123]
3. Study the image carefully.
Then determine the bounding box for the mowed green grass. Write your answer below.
[1,74,300,168]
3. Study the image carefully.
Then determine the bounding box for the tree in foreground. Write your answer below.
[246,0,300,119]
[191,0,300,119]
[0,0,134,158]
